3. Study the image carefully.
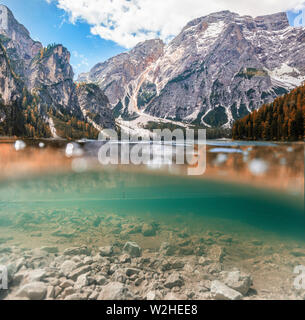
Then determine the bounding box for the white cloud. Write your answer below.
[47,0,305,48]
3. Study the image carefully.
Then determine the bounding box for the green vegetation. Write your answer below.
[230,103,249,120]
[0,40,21,81]
[144,121,185,131]
[33,43,59,62]
[50,107,99,140]
[137,84,156,107]
[233,84,305,141]
[203,106,228,127]
[0,89,52,138]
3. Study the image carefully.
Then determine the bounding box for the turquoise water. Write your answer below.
[0,170,304,244]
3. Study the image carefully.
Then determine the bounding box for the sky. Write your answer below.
[1,0,304,78]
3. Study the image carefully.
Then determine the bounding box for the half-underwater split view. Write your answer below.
[0,0,304,306]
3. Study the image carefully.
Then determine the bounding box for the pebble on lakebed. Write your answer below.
[0,234,304,300]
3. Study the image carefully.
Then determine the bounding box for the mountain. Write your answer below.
[0,5,115,139]
[78,39,165,118]
[79,11,305,128]
[232,83,305,141]
[0,4,42,79]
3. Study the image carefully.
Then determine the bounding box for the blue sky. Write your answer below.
[1,0,304,78]
[0,0,126,78]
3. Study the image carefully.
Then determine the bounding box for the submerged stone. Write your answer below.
[16,282,47,300]
[224,271,252,295]
[123,242,142,258]
[210,280,243,300]
[98,282,128,300]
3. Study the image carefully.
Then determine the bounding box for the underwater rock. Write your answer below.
[88,291,99,300]
[61,287,76,298]
[159,242,176,256]
[40,246,59,254]
[16,281,47,300]
[119,254,131,264]
[223,271,252,295]
[83,256,93,265]
[98,282,129,300]
[25,269,47,282]
[146,290,162,300]
[198,257,213,266]
[95,275,107,285]
[209,245,226,263]
[123,242,142,258]
[126,268,140,277]
[63,246,91,256]
[99,246,114,257]
[204,262,223,275]
[64,293,86,300]
[74,274,89,290]
[142,223,157,237]
[60,279,74,289]
[112,269,127,283]
[46,286,55,299]
[210,280,243,300]
[68,265,91,281]
[126,225,142,235]
[135,278,144,286]
[60,260,77,276]
[164,273,184,289]
[161,260,185,272]
[163,292,188,300]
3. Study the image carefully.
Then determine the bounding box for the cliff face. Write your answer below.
[80,11,305,128]
[79,39,165,114]
[0,5,115,137]
[0,42,22,105]
[0,5,42,78]
[27,44,76,112]
[75,83,115,129]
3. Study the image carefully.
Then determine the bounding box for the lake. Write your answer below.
[0,139,304,300]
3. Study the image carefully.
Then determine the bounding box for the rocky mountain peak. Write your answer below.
[79,10,304,128]
[28,44,74,89]
[0,4,42,78]
[78,38,165,109]
[254,12,290,31]
[0,5,30,40]
[131,39,164,56]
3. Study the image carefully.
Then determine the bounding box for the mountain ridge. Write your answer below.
[79,10,305,128]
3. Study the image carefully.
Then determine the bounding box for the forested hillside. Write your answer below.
[232,84,305,141]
